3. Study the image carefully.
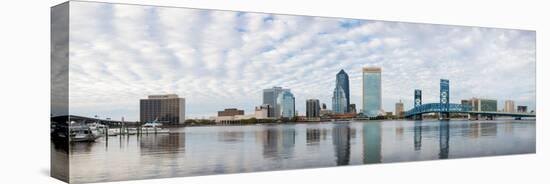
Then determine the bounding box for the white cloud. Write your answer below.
[67,1,536,120]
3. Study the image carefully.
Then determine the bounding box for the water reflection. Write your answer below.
[61,120,535,183]
[261,127,295,159]
[332,124,351,165]
[363,122,381,164]
[414,121,422,151]
[439,121,450,159]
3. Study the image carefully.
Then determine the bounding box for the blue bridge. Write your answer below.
[404,79,535,120]
[404,103,536,119]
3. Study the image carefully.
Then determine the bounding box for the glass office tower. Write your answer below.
[363,67,382,117]
[277,91,296,118]
[332,69,350,113]
[362,67,382,117]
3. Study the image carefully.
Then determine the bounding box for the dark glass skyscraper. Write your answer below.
[332,69,350,114]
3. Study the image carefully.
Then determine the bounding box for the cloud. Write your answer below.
[67,1,536,120]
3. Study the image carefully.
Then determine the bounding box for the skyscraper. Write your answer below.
[263,87,289,118]
[504,100,515,113]
[306,99,320,118]
[362,67,382,117]
[277,91,295,118]
[332,69,350,114]
[395,100,404,118]
[140,94,185,125]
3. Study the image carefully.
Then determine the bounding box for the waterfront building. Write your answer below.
[517,105,528,113]
[332,69,350,114]
[504,100,515,113]
[277,91,296,118]
[218,108,244,117]
[322,103,327,110]
[254,104,271,119]
[469,98,498,112]
[395,100,404,118]
[362,67,382,117]
[263,87,290,118]
[140,94,185,125]
[306,99,320,118]
[350,104,357,114]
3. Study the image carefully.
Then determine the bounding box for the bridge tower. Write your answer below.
[414,89,422,120]
[440,79,450,120]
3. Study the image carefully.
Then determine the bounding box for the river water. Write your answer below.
[53,120,535,183]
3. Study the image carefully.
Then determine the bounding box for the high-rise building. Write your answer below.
[277,91,295,118]
[322,103,327,110]
[517,106,527,113]
[332,69,350,114]
[218,108,244,117]
[254,104,271,119]
[504,100,515,113]
[263,87,290,118]
[350,104,357,114]
[140,94,185,125]
[306,99,320,118]
[395,100,404,118]
[362,67,382,117]
[469,98,497,112]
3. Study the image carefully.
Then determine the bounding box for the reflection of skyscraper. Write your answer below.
[263,87,290,118]
[413,121,422,151]
[306,128,321,145]
[439,121,450,159]
[332,69,350,114]
[277,91,296,118]
[362,67,382,117]
[363,122,382,164]
[261,127,295,159]
[332,124,351,165]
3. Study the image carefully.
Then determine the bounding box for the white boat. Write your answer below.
[69,122,101,142]
[140,121,170,134]
[107,128,120,136]
[126,128,138,135]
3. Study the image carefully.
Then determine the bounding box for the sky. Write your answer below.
[66,1,536,121]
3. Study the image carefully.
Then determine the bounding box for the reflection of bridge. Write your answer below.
[404,79,536,120]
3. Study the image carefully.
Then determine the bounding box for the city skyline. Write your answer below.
[66,2,536,120]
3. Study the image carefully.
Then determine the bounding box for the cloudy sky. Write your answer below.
[67,1,536,120]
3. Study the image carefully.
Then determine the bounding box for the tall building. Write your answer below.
[322,103,327,110]
[517,106,527,113]
[332,69,350,114]
[395,100,404,118]
[140,94,185,125]
[362,67,382,117]
[218,108,244,117]
[255,104,271,119]
[277,91,295,118]
[263,87,290,118]
[504,100,515,113]
[469,98,498,112]
[350,104,357,114]
[306,99,320,118]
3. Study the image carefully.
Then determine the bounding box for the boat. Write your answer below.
[107,128,120,136]
[141,120,170,134]
[69,122,101,142]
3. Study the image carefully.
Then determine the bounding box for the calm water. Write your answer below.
[54,120,535,183]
